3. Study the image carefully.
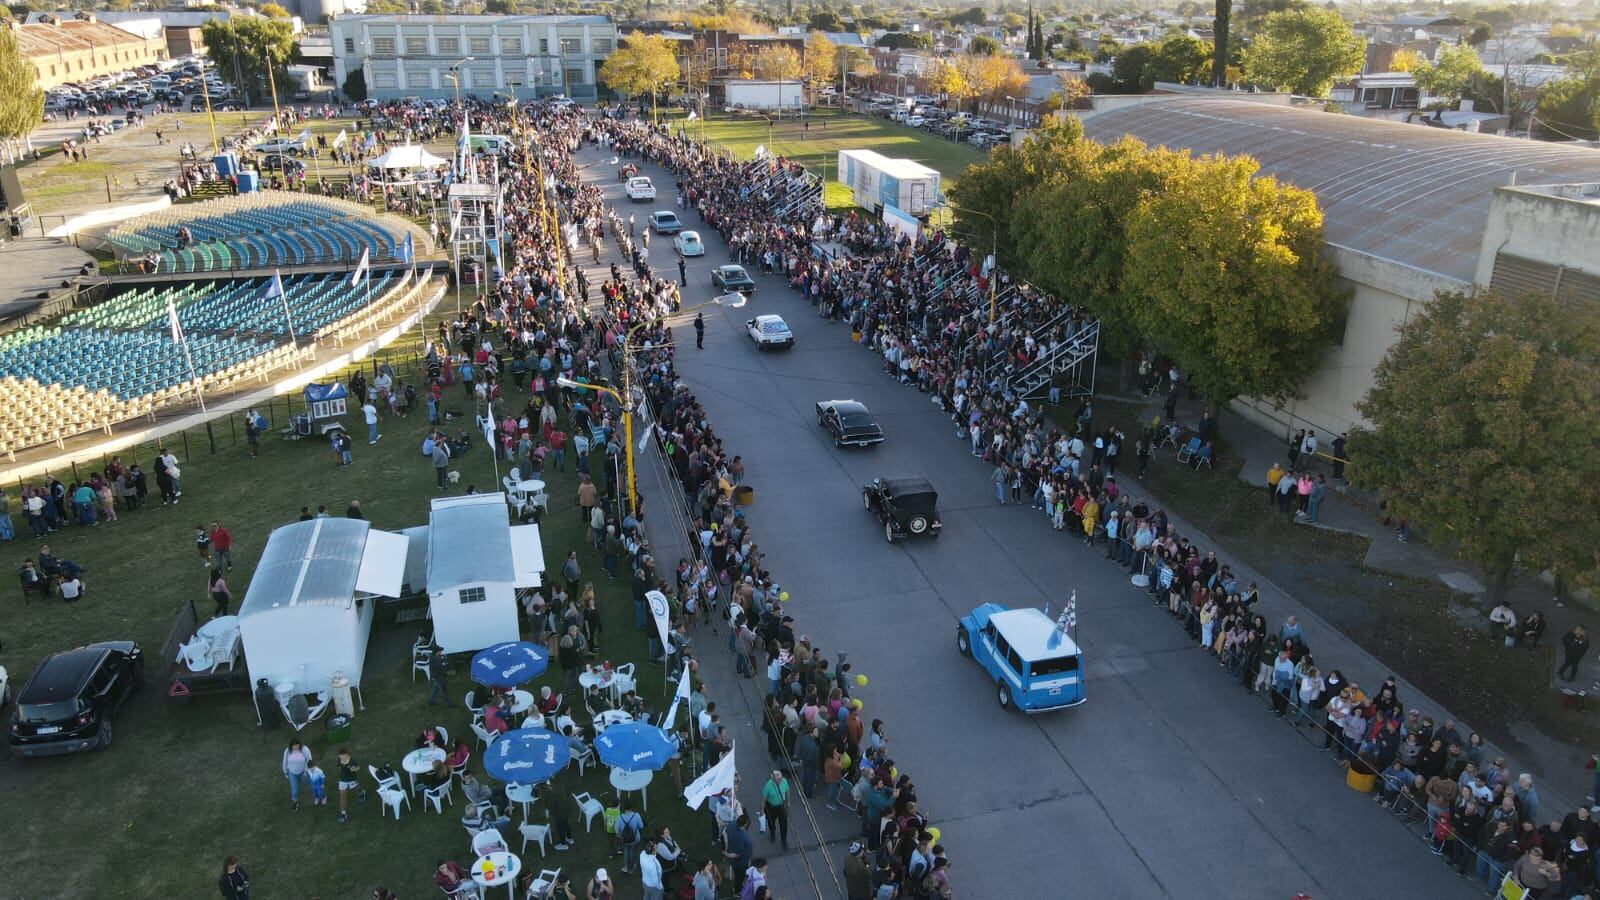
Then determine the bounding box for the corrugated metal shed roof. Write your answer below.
[427,493,514,589]
[1077,98,1600,282]
[239,518,370,615]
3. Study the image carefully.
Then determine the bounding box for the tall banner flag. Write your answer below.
[349,246,370,287]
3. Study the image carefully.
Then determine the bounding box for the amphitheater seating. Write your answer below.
[0,270,434,457]
[104,191,412,274]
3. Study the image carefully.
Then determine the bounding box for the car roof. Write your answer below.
[754,314,787,324]
[989,607,1081,660]
[679,230,700,239]
[719,264,746,273]
[652,210,677,217]
[19,645,111,702]
[826,399,869,414]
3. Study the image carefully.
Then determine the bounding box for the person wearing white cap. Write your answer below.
[586,868,613,900]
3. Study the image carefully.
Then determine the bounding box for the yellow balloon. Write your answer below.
[855,674,869,687]
[778,591,790,602]
[840,753,852,769]
[851,698,863,710]
[927,827,941,844]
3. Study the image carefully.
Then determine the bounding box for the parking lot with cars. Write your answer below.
[852,91,1018,150]
[44,55,228,120]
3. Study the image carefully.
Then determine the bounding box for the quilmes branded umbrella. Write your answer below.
[594,722,679,772]
[483,727,571,784]
[470,641,548,686]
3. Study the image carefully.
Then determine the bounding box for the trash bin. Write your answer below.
[734,485,754,506]
[1345,766,1376,793]
[326,713,353,743]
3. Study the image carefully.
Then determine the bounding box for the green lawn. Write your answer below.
[0,315,710,898]
[680,109,984,207]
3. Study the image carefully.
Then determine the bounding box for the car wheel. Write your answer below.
[863,491,872,511]
[957,628,971,657]
[98,718,113,749]
[835,437,843,449]
[909,515,929,535]
[885,521,896,543]
[997,683,1013,711]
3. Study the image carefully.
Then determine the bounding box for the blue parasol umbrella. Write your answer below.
[593,722,680,772]
[483,727,571,784]
[470,641,548,686]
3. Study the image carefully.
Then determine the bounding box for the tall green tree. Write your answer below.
[0,25,43,150]
[1213,0,1230,86]
[1147,33,1213,85]
[1120,153,1346,402]
[969,34,1001,56]
[1413,42,1488,101]
[1350,289,1600,599]
[202,16,297,107]
[1242,7,1363,97]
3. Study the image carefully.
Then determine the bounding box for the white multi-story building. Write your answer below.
[329,14,618,101]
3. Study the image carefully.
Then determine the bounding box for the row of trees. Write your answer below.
[598,32,880,102]
[949,118,1347,405]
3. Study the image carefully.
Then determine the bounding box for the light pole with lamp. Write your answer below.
[946,204,999,325]
[447,56,475,106]
[560,292,747,516]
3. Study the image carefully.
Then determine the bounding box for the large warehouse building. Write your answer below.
[1077,95,1600,437]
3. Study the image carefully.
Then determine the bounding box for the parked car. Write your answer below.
[817,399,884,448]
[904,115,925,128]
[8,641,144,757]
[254,136,306,155]
[711,264,756,293]
[862,477,941,542]
[625,176,656,201]
[260,154,303,173]
[746,314,794,350]
[956,603,1085,712]
[674,230,705,257]
[649,210,682,234]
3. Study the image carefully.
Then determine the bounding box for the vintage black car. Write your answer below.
[863,477,942,542]
[8,641,143,757]
[817,399,884,447]
[711,265,757,294]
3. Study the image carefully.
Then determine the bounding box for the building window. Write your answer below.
[436,35,459,55]
[405,36,428,56]
[539,39,548,53]
[344,37,355,54]
[372,71,398,88]
[565,66,584,86]
[559,37,582,54]
[593,38,613,53]
[500,36,522,55]
[407,70,432,88]
[469,36,491,55]
[372,36,396,56]
[459,586,486,605]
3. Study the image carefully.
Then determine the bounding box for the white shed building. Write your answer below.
[425,493,545,654]
[238,518,409,699]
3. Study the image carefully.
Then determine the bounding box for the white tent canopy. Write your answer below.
[367,144,447,170]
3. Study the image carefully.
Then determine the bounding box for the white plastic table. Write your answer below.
[593,709,633,734]
[609,767,652,812]
[401,746,445,795]
[515,479,546,495]
[470,851,522,899]
[578,670,615,693]
[508,689,536,717]
[505,782,537,820]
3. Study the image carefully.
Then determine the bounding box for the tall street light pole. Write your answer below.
[947,204,999,325]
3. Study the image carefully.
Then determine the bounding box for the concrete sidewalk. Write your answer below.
[1131,388,1600,811]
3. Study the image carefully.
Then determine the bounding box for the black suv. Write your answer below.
[863,477,942,543]
[9,641,143,757]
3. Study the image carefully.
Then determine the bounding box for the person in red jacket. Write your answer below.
[209,521,234,572]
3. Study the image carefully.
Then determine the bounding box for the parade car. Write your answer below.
[711,264,757,293]
[674,231,705,257]
[746,314,794,350]
[957,603,1084,712]
[625,176,656,202]
[817,399,884,448]
[863,477,941,542]
[8,641,144,757]
[617,162,639,180]
[649,211,682,234]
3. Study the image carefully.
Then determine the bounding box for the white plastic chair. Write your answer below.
[369,764,401,794]
[506,782,537,819]
[834,777,858,812]
[435,724,451,746]
[518,821,551,858]
[423,779,454,814]
[472,827,508,856]
[378,787,410,820]
[472,721,498,750]
[527,868,562,900]
[412,654,430,682]
[570,743,595,777]
[465,690,485,720]
[573,791,603,832]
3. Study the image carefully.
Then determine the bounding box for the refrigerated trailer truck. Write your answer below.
[836,149,942,218]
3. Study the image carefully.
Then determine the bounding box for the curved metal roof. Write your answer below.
[1078,99,1600,282]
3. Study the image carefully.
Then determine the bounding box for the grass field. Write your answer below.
[677,109,985,209]
[0,316,710,898]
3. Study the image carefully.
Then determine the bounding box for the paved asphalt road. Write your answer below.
[574,147,1479,900]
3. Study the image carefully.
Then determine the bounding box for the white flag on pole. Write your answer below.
[262,271,285,302]
[683,740,737,810]
[646,589,672,661]
[661,660,692,730]
[686,110,698,121]
[349,246,370,287]
[165,295,183,342]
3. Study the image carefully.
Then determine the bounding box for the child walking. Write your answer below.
[307,762,328,807]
